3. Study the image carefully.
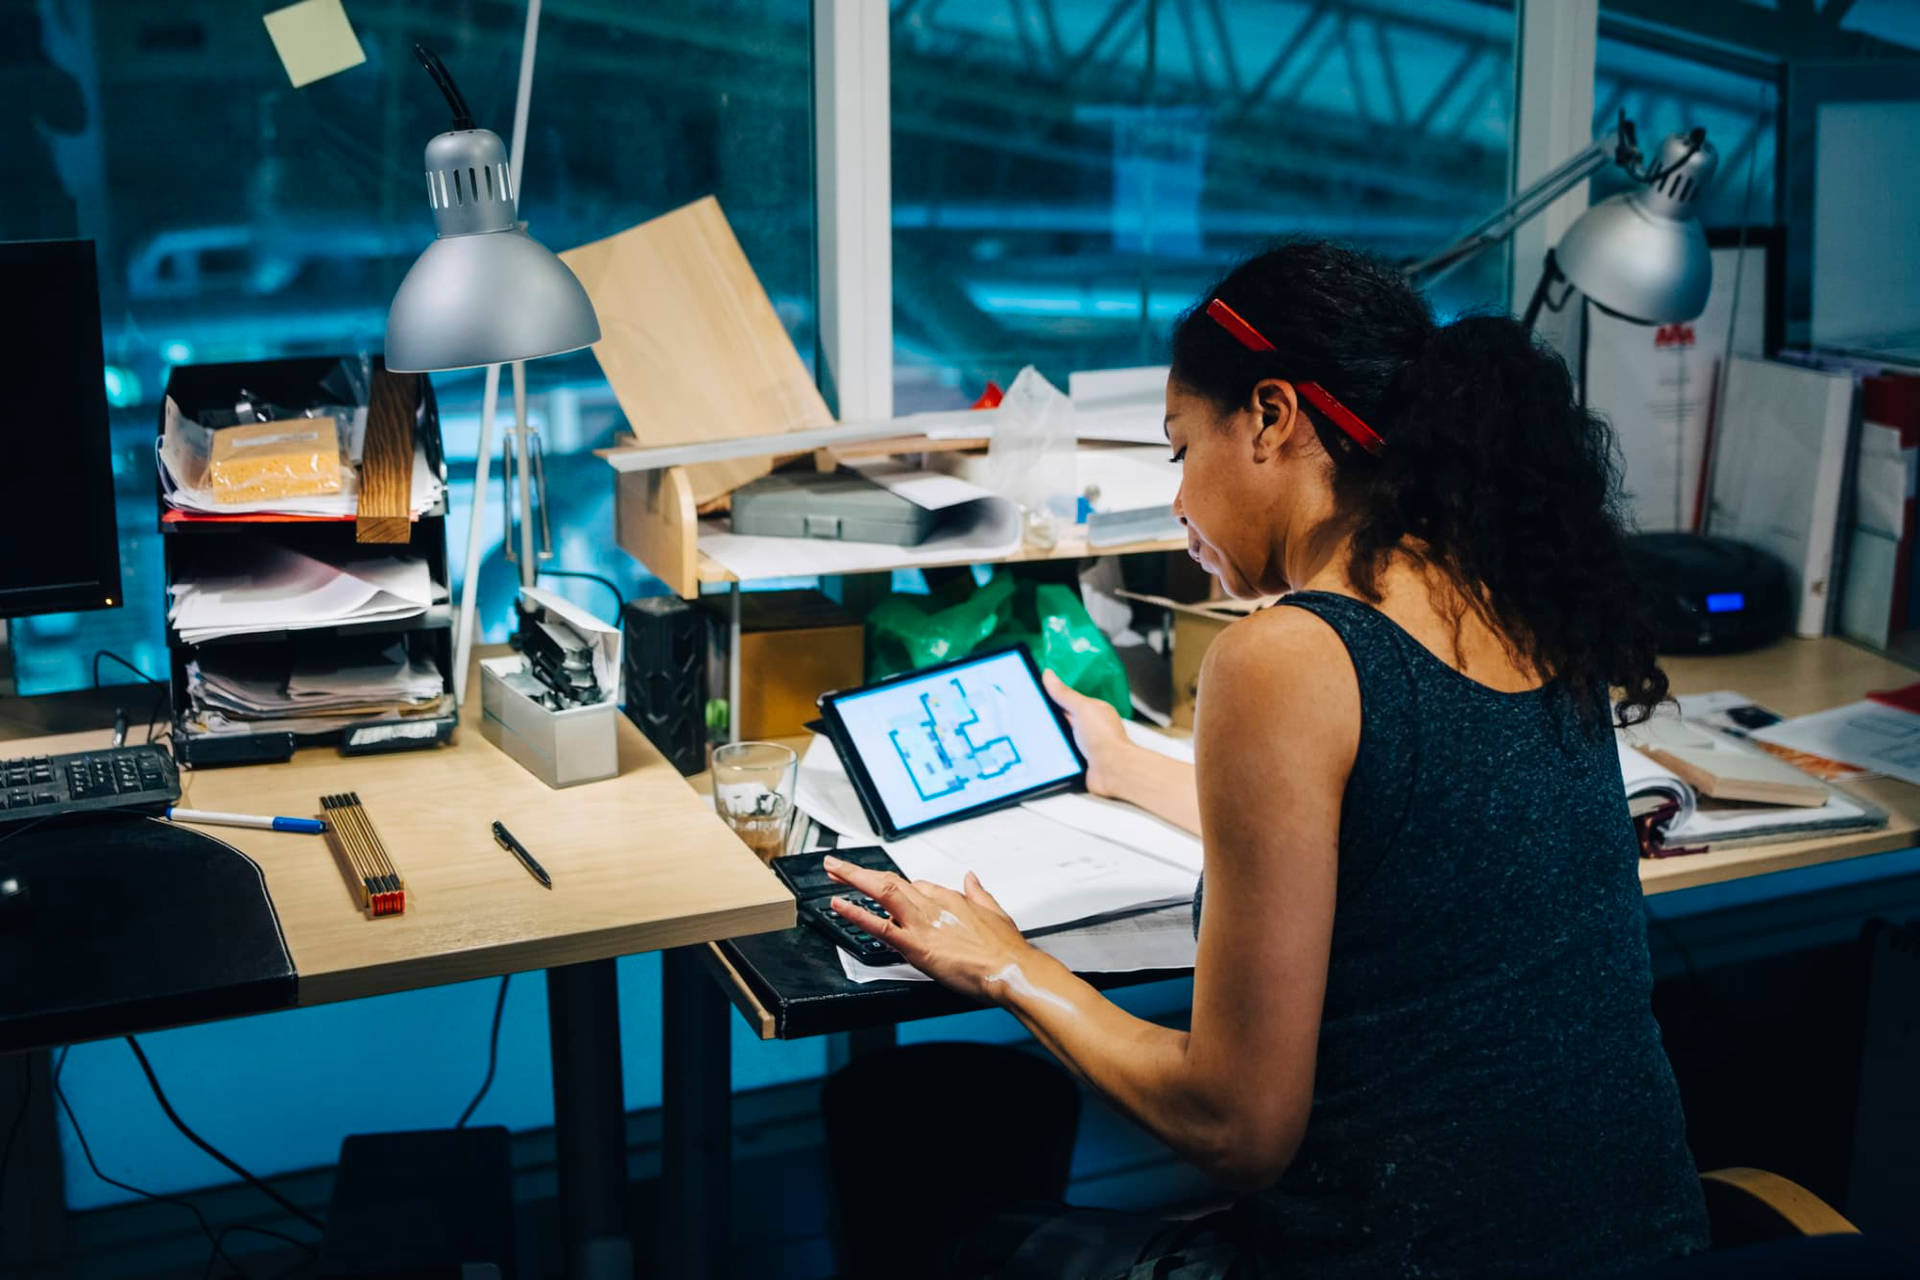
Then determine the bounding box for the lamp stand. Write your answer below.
[452,0,545,705]
[452,362,502,706]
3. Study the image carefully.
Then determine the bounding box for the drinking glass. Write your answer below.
[712,741,798,863]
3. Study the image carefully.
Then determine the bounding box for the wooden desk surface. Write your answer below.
[7,670,793,1009]
[1642,637,1920,893]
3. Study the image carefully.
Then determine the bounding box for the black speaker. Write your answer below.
[621,595,708,775]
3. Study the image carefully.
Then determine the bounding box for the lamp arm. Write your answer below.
[1405,131,1622,286]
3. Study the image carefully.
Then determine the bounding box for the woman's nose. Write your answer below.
[1172,485,1188,525]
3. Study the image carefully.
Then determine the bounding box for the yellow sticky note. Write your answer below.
[262,0,366,89]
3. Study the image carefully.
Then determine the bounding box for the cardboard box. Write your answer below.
[704,589,863,739]
[1116,591,1272,728]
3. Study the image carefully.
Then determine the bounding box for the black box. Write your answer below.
[621,595,708,775]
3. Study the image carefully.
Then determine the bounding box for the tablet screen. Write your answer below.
[827,648,1084,833]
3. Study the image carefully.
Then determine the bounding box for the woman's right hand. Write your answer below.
[1042,669,1137,799]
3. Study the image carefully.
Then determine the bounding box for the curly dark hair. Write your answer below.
[1168,241,1666,726]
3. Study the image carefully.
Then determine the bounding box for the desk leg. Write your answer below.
[661,945,731,1279]
[826,1024,897,1074]
[546,959,632,1280]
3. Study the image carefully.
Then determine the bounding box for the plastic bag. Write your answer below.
[865,567,1132,718]
[988,366,1078,548]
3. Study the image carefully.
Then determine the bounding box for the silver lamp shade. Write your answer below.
[385,128,599,374]
[1555,130,1719,325]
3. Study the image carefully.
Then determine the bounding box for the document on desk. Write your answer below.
[838,901,1198,984]
[795,732,1199,933]
[1751,701,1920,787]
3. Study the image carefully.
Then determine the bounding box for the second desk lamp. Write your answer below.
[384,40,598,705]
[1407,114,1720,329]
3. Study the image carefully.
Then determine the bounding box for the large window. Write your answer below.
[2,0,814,694]
[890,0,1518,410]
[4,0,816,1210]
[1591,35,1777,230]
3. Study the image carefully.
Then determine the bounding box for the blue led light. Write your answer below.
[1705,592,1745,614]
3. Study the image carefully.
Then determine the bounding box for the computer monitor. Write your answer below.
[0,239,122,619]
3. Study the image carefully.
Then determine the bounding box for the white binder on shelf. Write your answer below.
[1708,356,1860,638]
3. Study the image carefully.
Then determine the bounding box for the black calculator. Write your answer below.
[770,845,905,967]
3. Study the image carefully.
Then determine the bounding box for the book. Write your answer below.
[1638,741,1830,807]
[1620,702,1889,859]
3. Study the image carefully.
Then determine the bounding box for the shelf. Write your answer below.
[159,498,449,533]
[692,528,1189,586]
[614,462,1186,596]
[168,603,455,649]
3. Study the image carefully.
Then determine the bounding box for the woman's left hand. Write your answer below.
[823,856,1032,1003]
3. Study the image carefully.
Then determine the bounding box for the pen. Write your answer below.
[168,807,327,835]
[491,820,552,888]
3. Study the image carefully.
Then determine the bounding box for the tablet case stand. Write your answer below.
[0,815,296,1051]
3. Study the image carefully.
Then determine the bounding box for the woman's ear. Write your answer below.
[1248,378,1301,462]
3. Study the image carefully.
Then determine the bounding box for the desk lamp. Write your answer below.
[1406,115,1719,330]
[385,40,598,704]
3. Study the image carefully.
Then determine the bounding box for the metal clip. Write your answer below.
[502,423,554,565]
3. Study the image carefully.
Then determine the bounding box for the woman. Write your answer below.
[824,242,1709,1278]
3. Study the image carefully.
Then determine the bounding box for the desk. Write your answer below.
[0,664,791,1279]
[1647,638,1920,892]
[710,637,1920,1044]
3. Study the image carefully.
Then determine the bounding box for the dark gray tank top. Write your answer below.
[1199,591,1708,1279]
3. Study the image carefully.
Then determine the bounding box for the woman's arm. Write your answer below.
[1042,670,1201,836]
[831,613,1358,1189]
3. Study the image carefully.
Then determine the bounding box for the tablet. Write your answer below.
[817,645,1087,840]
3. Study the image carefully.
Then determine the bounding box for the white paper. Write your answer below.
[1068,366,1170,444]
[1021,791,1202,876]
[794,734,1196,933]
[169,545,436,643]
[1071,366,1168,409]
[849,459,1000,511]
[1752,701,1920,785]
[894,809,1196,931]
[1077,446,1181,513]
[1124,719,1195,763]
[839,901,1197,984]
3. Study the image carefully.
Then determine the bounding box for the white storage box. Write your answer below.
[479,587,623,788]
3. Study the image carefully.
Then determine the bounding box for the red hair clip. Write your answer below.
[1203,298,1386,457]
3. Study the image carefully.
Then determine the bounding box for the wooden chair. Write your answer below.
[1665,1167,1919,1278]
[1699,1167,1861,1246]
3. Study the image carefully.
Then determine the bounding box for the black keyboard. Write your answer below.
[0,744,181,827]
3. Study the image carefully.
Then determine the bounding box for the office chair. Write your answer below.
[1634,1167,1919,1278]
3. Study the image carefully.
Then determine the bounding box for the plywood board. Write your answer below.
[561,197,832,505]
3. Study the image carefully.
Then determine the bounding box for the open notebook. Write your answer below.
[1617,735,1885,854]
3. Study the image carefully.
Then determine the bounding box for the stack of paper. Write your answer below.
[186,641,450,736]
[169,545,438,644]
[159,397,445,519]
[796,720,1203,983]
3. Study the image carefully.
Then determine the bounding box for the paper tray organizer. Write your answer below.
[158,356,457,767]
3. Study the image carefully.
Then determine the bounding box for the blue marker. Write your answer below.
[167,807,326,835]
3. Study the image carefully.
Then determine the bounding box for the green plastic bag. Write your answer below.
[865,567,1132,718]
